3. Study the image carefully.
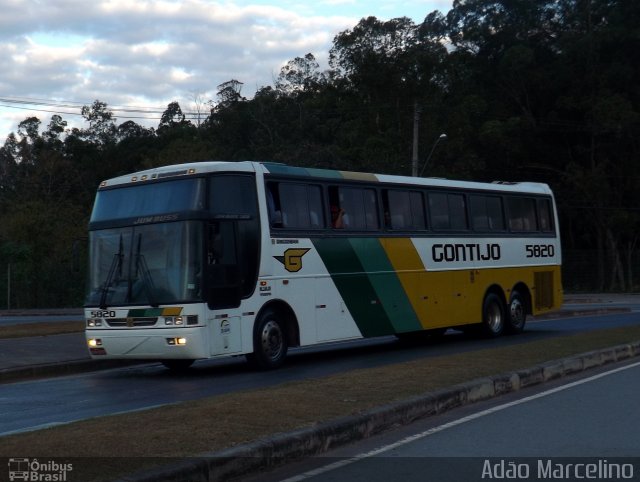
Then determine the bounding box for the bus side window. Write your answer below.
[538,198,554,232]
[429,192,468,231]
[384,190,426,230]
[470,195,505,232]
[266,183,284,227]
[271,182,324,229]
[329,186,379,230]
[507,197,538,232]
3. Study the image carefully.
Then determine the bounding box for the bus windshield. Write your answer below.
[85,221,203,307]
[90,178,206,223]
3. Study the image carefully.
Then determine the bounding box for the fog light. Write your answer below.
[88,338,102,347]
[167,337,187,346]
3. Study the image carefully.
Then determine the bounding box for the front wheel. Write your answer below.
[481,293,505,337]
[247,309,288,370]
[506,290,527,334]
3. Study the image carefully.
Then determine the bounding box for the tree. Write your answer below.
[275,53,325,96]
[158,101,191,133]
[80,100,117,144]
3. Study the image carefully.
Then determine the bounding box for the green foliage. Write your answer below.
[1,0,639,306]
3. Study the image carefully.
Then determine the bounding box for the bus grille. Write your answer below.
[534,271,554,310]
[106,317,158,327]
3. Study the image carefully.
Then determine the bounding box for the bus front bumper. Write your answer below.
[85,327,209,360]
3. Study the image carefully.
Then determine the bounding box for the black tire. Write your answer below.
[506,290,527,334]
[247,309,288,370]
[161,359,194,371]
[481,292,505,337]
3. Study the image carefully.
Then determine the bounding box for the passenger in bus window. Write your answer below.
[331,205,346,229]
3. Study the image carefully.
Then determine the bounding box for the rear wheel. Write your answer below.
[481,293,505,337]
[247,309,288,370]
[506,290,527,334]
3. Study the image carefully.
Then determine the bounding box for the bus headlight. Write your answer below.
[164,316,185,326]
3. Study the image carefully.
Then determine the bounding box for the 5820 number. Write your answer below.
[525,244,555,258]
[90,310,117,318]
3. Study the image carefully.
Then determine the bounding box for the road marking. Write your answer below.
[279,360,640,482]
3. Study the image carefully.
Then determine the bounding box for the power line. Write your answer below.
[0,96,209,121]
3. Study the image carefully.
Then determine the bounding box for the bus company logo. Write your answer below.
[8,458,73,481]
[274,248,310,273]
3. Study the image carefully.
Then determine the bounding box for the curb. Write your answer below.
[0,359,144,383]
[119,339,640,482]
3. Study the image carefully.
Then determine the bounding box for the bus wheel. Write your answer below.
[248,309,288,370]
[506,290,527,334]
[482,293,505,337]
[161,359,194,371]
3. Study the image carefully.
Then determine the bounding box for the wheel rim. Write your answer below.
[259,319,284,361]
[510,297,525,328]
[486,300,503,333]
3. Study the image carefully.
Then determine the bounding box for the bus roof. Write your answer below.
[98,160,553,196]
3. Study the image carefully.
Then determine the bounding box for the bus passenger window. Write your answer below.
[429,192,468,231]
[507,197,538,232]
[384,190,426,230]
[269,182,324,229]
[328,186,378,230]
[266,183,283,227]
[470,195,504,232]
[538,199,554,232]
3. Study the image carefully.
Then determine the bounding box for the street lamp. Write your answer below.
[419,133,447,176]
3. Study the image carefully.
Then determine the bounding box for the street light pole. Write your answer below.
[419,133,447,176]
[411,102,421,177]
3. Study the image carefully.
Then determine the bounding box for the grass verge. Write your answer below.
[2,325,640,480]
[0,321,84,339]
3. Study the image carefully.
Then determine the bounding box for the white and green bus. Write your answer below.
[85,161,562,370]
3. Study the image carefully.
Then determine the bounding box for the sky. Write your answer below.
[0,0,453,142]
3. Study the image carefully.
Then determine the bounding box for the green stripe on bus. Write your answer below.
[305,168,343,179]
[263,163,344,179]
[262,164,311,177]
[348,238,423,333]
[312,238,394,337]
[263,163,378,182]
[127,308,163,317]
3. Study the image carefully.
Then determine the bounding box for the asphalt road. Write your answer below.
[252,360,640,482]
[1,310,640,436]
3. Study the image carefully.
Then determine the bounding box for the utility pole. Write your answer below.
[411,102,421,177]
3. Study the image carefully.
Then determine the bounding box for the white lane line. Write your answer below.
[279,360,640,482]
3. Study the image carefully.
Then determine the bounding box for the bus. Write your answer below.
[85,161,562,370]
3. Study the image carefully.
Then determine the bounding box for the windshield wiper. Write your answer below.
[99,234,124,310]
[132,233,159,308]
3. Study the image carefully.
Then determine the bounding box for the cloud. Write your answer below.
[0,0,444,138]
